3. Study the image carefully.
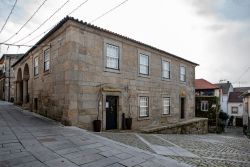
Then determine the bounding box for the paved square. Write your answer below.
[0,101,188,167]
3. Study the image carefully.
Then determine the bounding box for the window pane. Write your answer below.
[140,97,149,117]
[106,44,119,69]
[140,65,148,74]
[140,54,148,66]
[163,97,170,115]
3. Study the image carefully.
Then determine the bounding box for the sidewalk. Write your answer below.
[0,101,190,167]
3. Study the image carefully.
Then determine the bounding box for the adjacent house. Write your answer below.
[11,16,201,131]
[195,79,219,131]
[0,54,23,101]
[228,92,244,126]
[242,90,250,129]
[215,81,233,113]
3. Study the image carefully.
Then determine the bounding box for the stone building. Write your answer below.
[0,54,23,101]
[12,16,198,131]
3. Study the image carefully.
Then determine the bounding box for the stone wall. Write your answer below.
[141,118,208,134]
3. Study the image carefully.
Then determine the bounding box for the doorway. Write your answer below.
[106,96,118,130]
[180,97,185,119]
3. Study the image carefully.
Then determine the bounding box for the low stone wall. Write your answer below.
[141,118,208,134]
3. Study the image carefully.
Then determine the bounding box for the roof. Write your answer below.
[195,79,218,90]
[215,82,232,94]
[228,92,243,103]
[242,90,250,97]
[12,16,199,67]
[233,87,250,93]
[0,54,23,63]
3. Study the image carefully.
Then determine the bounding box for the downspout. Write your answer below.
[8,57,11,102]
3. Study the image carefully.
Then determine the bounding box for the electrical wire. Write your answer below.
[11,0,70,44]
[0,0,18,35]
[68,0,88,16]
[90,0,128,23]
[22,0,89,45]
[1,0,128,52]
[2,0,48,43]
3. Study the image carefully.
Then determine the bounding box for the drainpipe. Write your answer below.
[8,57,11,102]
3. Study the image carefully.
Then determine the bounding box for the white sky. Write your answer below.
[0,0,249,87]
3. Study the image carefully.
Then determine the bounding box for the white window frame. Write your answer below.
[232,106,238,114]
[163,97,170,115]
[44,49,50,72]
[201,101,208,111]
[139,53,149,75]
[162,60,170,79]
[34,57,39,76]
[139,96,149,117]
[180,66,186,82]
[105,43,120,70]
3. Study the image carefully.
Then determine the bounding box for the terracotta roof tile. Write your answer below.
[195,79,218,90]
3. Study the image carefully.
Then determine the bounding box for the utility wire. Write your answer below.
[0,0,18,35]
[90,0,128,23]
[68,0,88,16]
[10,0,70,44]
[1,0,128,51]
[22,0,89,45]
[2,0,48,43]
[0,42,49,47]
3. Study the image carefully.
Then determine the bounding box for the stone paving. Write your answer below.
[0,101,189,167]
[98,130,250,167]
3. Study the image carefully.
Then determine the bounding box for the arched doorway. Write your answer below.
[23,64,30,104]
[16,68,23,105]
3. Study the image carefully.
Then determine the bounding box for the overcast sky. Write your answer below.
[0,0,249,87]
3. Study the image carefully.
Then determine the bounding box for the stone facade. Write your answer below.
[12,17,198,131]
[0,54,23,101]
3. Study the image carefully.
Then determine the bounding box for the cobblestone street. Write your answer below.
[98,129,250,167]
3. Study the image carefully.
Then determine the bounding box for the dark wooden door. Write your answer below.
[106,96,118,130]
[181,98,185,119]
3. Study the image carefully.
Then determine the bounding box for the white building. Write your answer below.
[216,81,233,114]
[228,92,244,126]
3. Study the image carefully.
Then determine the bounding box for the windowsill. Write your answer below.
[138,73,150,78]
[161,114,172,117]
[138,116,151,121]
[34,75,39,79]
[44,70,50,76]
[162,77,171,81]
[104,68,121,74]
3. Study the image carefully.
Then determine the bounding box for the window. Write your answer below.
[44,49,50,71]
[106,44,119,70]
[139,54,149,75]
[162,61,170,79]
[232,107,238,114]
[139,96,149,117]
[201,101,208,111]
[163,97,170,115]
[180,66,186,82]
[34,57,39,76]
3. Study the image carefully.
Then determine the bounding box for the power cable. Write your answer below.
[90,0,128,23]
[68,0,88,16]
[22,0,89,45]
[2,0,48,43]
[0,0,18,35]
[10,0,70,44]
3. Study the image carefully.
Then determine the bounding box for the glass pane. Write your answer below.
[107,44,119,58]
[163,61,169,70]
[140,65,148,74]
[140,54,148,66]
